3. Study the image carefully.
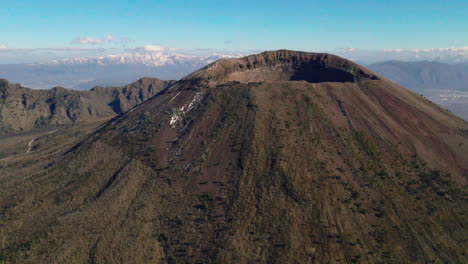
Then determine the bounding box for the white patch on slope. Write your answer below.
[169,92,203,127]
[170,92,181,102]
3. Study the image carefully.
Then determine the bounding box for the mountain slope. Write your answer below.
[0,78,174,132]
[0,50,467,263]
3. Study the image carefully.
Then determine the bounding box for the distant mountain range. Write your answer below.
[44,52,240,67]
[369,61,468,92]
[0,52,239,90]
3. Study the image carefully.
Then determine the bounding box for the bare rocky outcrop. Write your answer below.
[0,77,174,132]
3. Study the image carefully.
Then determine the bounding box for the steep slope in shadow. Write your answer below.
[0,50,467,264]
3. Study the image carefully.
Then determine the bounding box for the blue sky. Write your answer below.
[1,0,467,63]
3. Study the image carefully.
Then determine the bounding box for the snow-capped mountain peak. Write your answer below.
[43,52,242,67]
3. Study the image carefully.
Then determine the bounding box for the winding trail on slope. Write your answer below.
[0,129,58,162]
[0,156,12,162]
[26,138,36,153]
[25,129,58,153]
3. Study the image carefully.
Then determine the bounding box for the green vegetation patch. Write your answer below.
[34,116,49,128]
[418,169,464,199]
[0,240,36,263]
[354,131,378,157]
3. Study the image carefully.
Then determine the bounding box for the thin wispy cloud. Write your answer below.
[106,34,115,42]
[119,37,133,44]
[332,46,468,63]
[383,47,468,53]
[131,45,177,52]
[71,37,104,45]
[335,47,357,52]
[69,34,132,46]
[0,47,106,52]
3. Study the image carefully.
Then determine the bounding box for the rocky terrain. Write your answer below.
[0,50,467,263]
[0,78,174,132]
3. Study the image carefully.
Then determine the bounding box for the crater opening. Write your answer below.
[290,63,357,83]
[189,51,379,86]
[221,60,375,84]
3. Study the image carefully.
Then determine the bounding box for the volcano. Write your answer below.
[1,50,467,263]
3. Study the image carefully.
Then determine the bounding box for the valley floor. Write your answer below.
[0,118,109,177]
[421,90,468,121]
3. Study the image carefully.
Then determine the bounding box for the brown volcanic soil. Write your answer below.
[0,50,467,263]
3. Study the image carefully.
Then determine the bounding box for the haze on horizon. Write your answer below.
[1,0,467,64]
[1,2,468,263]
